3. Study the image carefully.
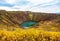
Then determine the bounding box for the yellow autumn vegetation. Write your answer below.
[0,28,60,41]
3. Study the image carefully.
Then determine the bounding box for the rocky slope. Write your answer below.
[0,10,60,30]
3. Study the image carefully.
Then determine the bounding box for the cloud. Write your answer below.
[29,5,60,13]
[12,5,30,11]
[28,0,54,4]
[0,0,60,13]
[4,0,17,4]
[0,6,17,11]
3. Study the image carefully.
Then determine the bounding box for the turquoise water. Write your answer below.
[21,21,37,28]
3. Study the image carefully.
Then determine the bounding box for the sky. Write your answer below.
[0,0,60,13]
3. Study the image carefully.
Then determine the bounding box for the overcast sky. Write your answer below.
[0,0,60,13]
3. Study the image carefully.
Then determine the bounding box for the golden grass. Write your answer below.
[0,28,60,41]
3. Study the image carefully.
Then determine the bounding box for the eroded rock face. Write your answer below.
[0,10,60,28]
